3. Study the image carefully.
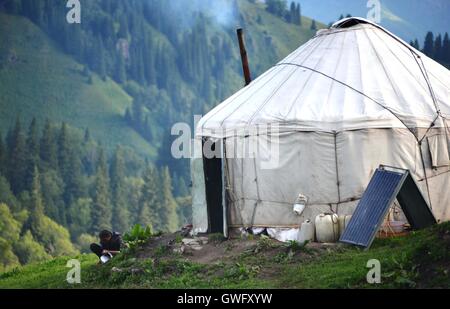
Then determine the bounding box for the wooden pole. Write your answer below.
[236,28,252,86]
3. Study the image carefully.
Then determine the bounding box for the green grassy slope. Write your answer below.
[237,0,326,75]
[1,222,448,289]
[0,13,155,157]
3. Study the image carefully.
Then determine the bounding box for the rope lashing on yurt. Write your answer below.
[443,116,450,157]
[408,46,443,212]
[333,132,341,204]
[222,140,245,226]
[249,154,262,227]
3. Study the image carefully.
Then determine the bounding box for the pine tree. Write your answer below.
[124,108,132,125]
[434,34,443,62]
[297,3,302,26]
[143,36,156,84]
[4,0,21,14]
[25,118,40,191]
[266,0,287,17]
[110,147,130,233]
[27,166,45,239]
[131,98,144,131]
[0,174,20,212]
[138,165,160,229]
[126,177,143,226]
[160,167,179,232]
[40,120,58,170]
[93,35,107,80]
[83,128,91,143]
[118,14,129,39]
[7,117,27,195]
[289,2,295,23]
[114,54,127,84]
[443,33,450,64]
[310,19,317,31]
[423,32,435,58]
[0,131,5,176]
[57,122,71,186]
[65,150,85,207]
[175,176,189,198]
[39,169,64,224]
[91,148,111,232]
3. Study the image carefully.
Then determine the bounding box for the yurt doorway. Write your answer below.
[202,139,227,235]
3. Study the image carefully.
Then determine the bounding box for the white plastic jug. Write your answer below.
[298,220,314,244]
[315,213,339,243]
[293,194,308,216]
[338,215,352,237]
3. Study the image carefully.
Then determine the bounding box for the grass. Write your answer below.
[0,13,155,157]
[0,254,97,289]
[1,222,448,289]
[278,223,450,289]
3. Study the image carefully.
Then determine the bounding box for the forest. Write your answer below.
[0,117,186,271]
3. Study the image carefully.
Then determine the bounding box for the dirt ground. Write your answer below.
[136,231,343,266]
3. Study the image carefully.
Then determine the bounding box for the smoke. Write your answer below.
[167,0,239,29]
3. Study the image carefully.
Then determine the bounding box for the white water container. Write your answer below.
[315,213,339,243]
[293,194,308,216]
[298,220,314,244]
[338,215,352,237]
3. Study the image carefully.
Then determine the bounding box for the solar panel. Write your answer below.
[340,166,418,248]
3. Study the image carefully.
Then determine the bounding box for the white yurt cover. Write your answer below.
[193,18,450,231]
[197,18,450,138]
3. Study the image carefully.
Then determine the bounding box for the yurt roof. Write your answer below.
[197,18,450,138]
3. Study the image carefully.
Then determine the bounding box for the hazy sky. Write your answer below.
[295,0,450,41]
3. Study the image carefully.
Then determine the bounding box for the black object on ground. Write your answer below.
[340,165,437,248]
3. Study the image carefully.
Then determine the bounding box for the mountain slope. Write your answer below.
[0,13,155,157]
[0,0,325,161]
[237,0,325,74]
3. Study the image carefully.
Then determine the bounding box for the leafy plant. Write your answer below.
[254,235,275,253]
[285,240,302,252]
[275,250,295,263]
[383,257,419,288]
[225,263,260,280]
[123,224,153,250]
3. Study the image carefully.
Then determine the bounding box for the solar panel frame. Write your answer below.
[339,167,409,248]
[397,173,437,229]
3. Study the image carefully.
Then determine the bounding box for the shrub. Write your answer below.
[123,224,153,250]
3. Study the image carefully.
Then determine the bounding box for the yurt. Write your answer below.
[192,17,450,236]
